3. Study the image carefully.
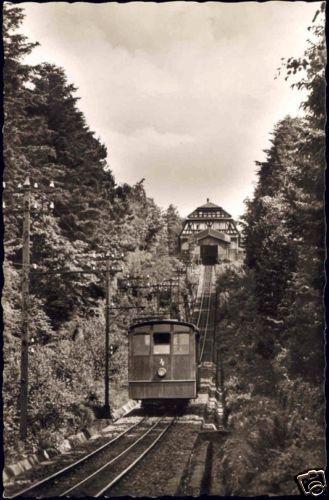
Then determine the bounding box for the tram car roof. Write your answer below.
[131,315,165,323]
[128,317,199,333]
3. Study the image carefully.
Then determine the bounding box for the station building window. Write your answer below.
[133,333,150,355]
[173,333,189,354]
[153,332,171,355]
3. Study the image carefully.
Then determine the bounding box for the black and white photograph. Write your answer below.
[2,1,326,497]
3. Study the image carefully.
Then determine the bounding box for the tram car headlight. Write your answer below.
[157,367,167,378]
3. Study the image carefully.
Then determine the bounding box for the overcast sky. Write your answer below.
[19,1,319,219]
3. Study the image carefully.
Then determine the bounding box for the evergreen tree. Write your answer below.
[3,4,189,459]
[218,6,325,494]
[28,63,116,245]
[165,204,182,256]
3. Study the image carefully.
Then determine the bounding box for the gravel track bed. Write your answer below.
[4,415,144,498]
[24,418,156,497]
[209,432,229,496]
[69,418,171,497]
[108,422,200,497]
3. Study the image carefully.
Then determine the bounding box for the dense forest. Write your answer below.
[2,2,326,495]
[2,4,185,459]
[214,4,326,495]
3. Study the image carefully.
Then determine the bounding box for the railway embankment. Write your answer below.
[5,393,227,497]
[4,395,229,497]
[5,414,202,498]
[177,262,234,496]
[179,429,230,496]
[108,421,200,497]
[3,399,139,490]
[4,263,230,497]
[179,361,229,496]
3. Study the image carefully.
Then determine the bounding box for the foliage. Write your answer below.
[2,4,192,460]
[216,5,325,495]
[165,204,182,256]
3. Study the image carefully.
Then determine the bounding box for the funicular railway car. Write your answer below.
[128,318,200,404]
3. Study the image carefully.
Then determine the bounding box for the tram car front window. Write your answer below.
[173,333,189,355]
[153,332,171,354]
[133,333,150,356]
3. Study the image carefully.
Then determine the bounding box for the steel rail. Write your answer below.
[199,266,213,362]
[194,265,211,328]
[59,418,164,496]
[197,266,211,329]
[94,417,176,497]
[8,418,146,499]
[202,267,212,328]
[196,267,207,328]
[199,269,209,327]
[195,282,204,327]
[199,290,212,362]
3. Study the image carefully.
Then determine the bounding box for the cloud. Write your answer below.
[20,1,320,218]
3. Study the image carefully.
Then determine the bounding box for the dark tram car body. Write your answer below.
[128,319,199,402]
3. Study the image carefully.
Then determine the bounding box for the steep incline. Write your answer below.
[193,265,216,363]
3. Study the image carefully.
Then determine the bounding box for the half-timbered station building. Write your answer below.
[179,199,241,265]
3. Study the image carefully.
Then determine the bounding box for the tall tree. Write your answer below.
[28,63,116,246]
[218,5,325,494]
[165,204,182,256]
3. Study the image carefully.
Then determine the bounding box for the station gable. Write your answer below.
[194,228,231,245]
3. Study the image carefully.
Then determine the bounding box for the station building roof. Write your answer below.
[194,228,231,244]
[187,198,231,219]
[198,201,220,209]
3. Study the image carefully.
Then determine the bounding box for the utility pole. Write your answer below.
[156,284,160,314]
[177,274,182,321]
[31,251,141,422]
[20,177,30,440]
[3,177,55,440]
[183,292,190,322]
[169,279,173,318]
[104,258,111,418]
[94,251,123,419]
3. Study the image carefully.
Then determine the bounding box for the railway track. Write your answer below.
[6,269,215,499]
[194,265,214,363]
[8,416,176,498]
[91,417,176,497]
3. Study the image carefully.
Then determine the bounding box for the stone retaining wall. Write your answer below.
[3,399,139,485]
